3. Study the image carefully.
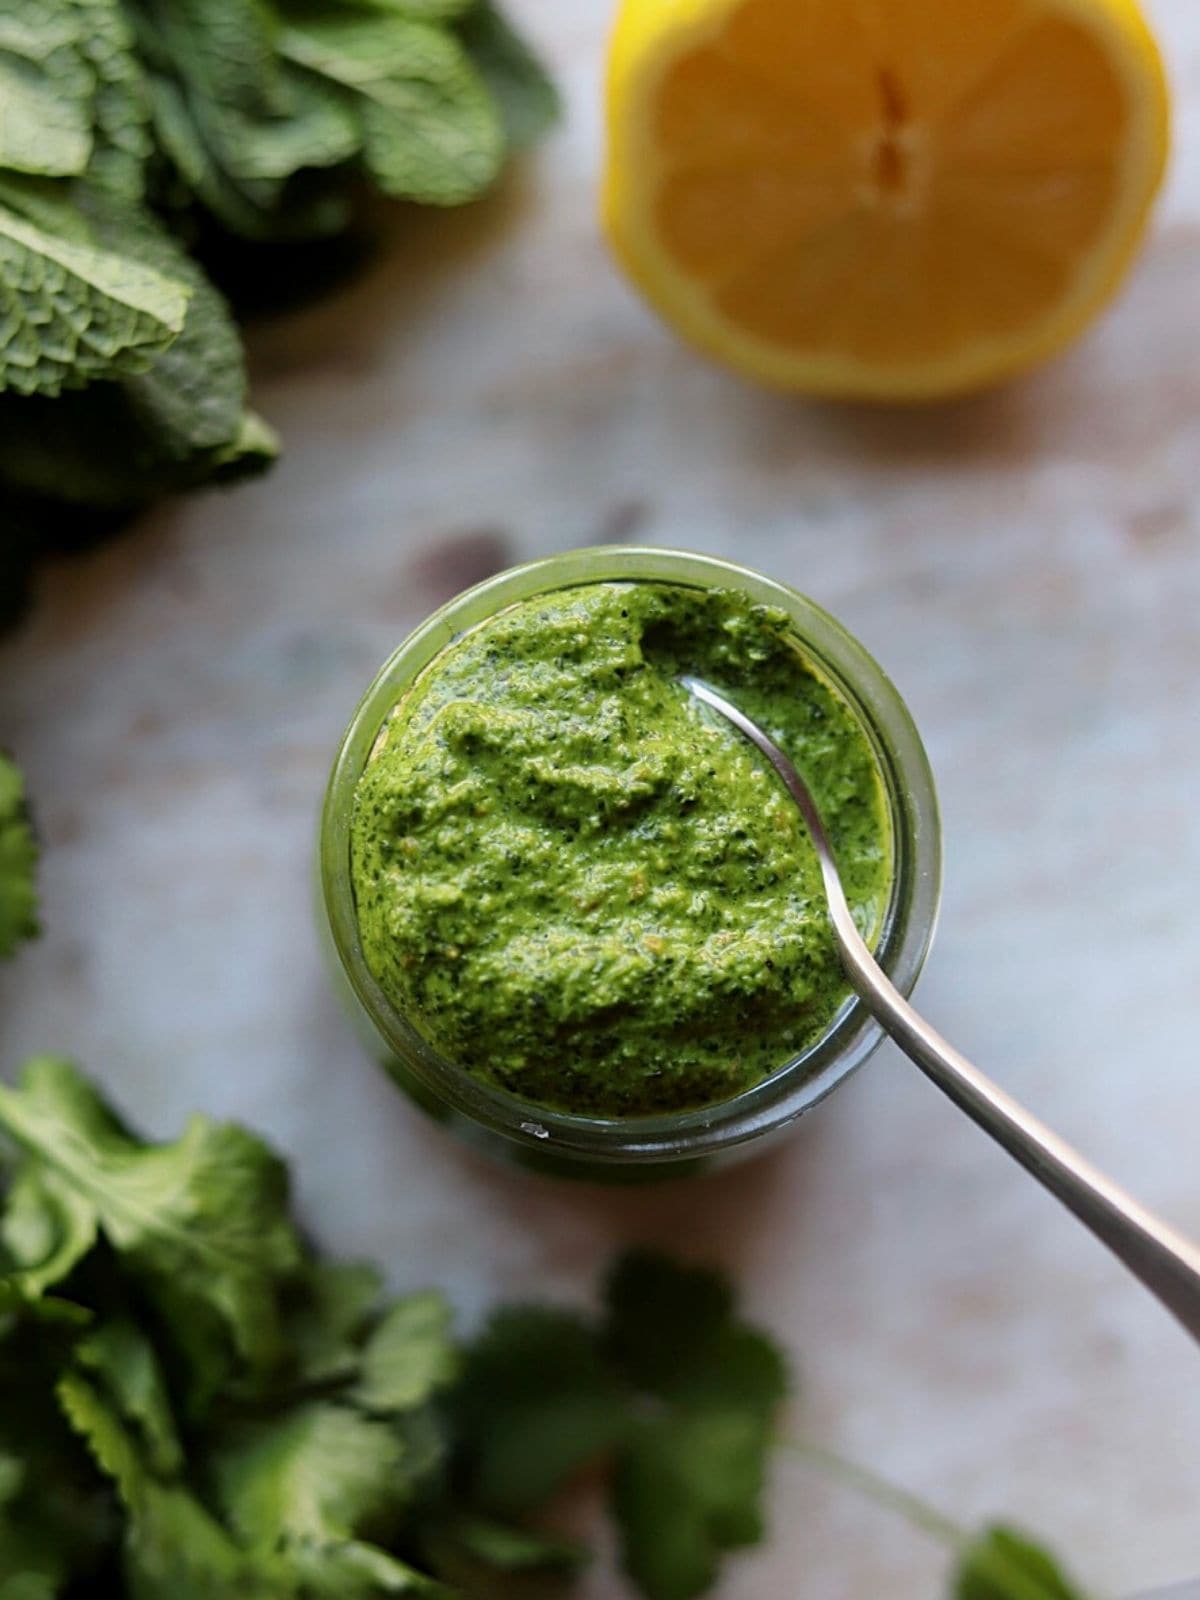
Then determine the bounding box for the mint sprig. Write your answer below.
[0,0,559,602]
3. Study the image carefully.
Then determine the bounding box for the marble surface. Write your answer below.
[3,1,1200,1593]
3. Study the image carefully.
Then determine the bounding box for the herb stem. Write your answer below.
[781,1438,969,1551]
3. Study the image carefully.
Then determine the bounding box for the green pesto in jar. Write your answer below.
[350,581,892,1117]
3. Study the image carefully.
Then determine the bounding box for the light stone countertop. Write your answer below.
[3,2,1200,1594]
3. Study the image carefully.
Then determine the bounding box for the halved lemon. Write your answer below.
[603,0,1170,398]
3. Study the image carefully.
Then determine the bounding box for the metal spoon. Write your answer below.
[682,675,1200,1346]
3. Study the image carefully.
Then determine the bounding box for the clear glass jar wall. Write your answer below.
[320,546,942,1175]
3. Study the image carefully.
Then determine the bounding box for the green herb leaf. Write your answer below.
[458,1,559,152]
[0,1328,117,1599]
[453,1306,630,1514]
[604,1250,789,1416]
[0,195,275,509]
[56,1367,280,1598]
[74,1319,184,1478]
[279,13,503,205]
[136,0,361,241]
[438,1512,586,1573]
[0,201,189,396]
[339,0,478,20]
[615,1409,773,1600]
[602,1252,788,1600]
[0,1058,303,1384]
[210,1401,413,1547]
[0,754,38,958]
[73,0,154,199]
[0,1162,95,1297]
[0,7,93,178]
[953,1526,1092,1600]
[286,1258,386,1386]
[279,1535,447,1596]
[354,1290,459,1412]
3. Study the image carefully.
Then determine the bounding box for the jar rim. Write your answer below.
[321,546,942,1165]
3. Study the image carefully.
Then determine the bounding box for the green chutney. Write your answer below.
[350,581,892,1117]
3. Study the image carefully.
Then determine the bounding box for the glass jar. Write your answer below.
[320,546,941,1176]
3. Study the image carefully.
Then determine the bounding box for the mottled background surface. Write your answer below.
[3,1,1200,1594]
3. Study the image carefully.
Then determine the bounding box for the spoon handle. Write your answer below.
[681,675,1200,1347]
[837,919,1200,1347]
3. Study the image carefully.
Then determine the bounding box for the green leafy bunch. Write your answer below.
[0,764,1099,1600]
[0,0,556,604]
[0,1056,581,1598]
[0,1049,1104,1600]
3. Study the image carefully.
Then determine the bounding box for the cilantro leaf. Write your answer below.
[0,1161,95,1298]
[458,1,560,152]
[0,754,38,958]
[354,1290,459,1412]
[278,12,504,206]
[286,1258,386,1386]
[0,201,189,397]
[0,1058,304,1385]
[605,1249,789,1416]
[435,1513,585,1573]
[954,1526,1093,1600]
[74,1319,184,1478]
[209,1402,449,1595]
[452,1306,630,1514]
[615,1409,773,1600]
[602,1252,789,1600]
[0,1328,116,1599]
[209,1401,414,1547]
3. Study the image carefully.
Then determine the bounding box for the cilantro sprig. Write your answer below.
[788,1443,1093,1600]
[0,1057,1101,1599]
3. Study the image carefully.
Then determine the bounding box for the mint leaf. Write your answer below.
[0,202,188,396]
[279,13,503,205]
[0,7,93,178]
[87,197,251,456]
[137,0,361,238]
[954,1527,1092,1600]
[73,0,153,199]
[458,1,559,152]
[354,1291,459,1412]
[453,1306,630,1514]
[0,1059,303,1385]
[0,754,38,958]
[0,194,275,509]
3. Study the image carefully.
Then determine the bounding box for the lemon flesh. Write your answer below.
[604,0,1170,398]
